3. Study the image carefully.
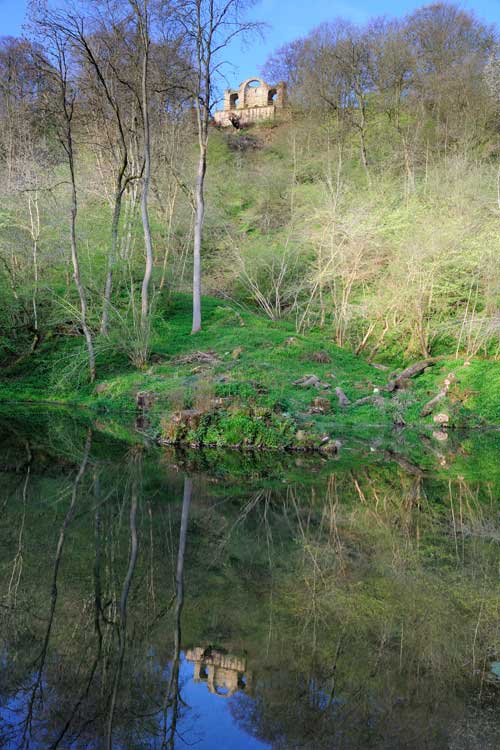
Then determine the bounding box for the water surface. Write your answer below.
[1,410,500,749]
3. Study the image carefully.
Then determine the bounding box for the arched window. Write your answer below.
[229,92,239,108]
[268,88,277,104]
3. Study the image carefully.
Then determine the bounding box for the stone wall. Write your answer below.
[214,76,287,128]
[214,104,278,127]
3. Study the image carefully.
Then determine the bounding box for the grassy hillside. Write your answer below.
[1,293,498,449]
[2,8,500,453]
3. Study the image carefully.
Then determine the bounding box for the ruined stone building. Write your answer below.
[186,646,253,697]
[214,77,287,128]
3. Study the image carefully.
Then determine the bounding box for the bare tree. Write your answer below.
[332,23,372,177]
[65,11,140,336]
[367,18,416,192]
[175,0,260,333]
[30,5,97,381]
[406,3,495,127]
[128,1,154,344]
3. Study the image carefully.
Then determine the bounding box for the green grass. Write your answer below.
[0,293,499,448]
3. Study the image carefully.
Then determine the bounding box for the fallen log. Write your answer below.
[387,358,436,392]
[420,389,447,417]
[294,374,331,390]
[351,395,385,407]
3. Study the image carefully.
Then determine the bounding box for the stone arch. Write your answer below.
[229,92,239,108]
[241,76,265,89]
[240,77,268,107]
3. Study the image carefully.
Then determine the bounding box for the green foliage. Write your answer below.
[204,409,295,448]
[3,290,500,450]
[2,100,500,441]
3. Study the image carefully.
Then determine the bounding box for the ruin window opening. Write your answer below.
[198,666,208,680]
[268,88,277,104]
[229,93,239,108]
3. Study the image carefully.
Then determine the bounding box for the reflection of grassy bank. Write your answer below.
[3,403,500,491]
[224,473,500,747]
[0,416,499,747]
[1,295,499,450]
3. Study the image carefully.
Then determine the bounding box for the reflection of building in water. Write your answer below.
[186,647,253,698]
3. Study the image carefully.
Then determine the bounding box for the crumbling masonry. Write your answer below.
[186,646,253,697]
[214,77,287,128]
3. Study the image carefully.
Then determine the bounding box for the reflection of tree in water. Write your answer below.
[224,472,500,749]
[0,437,195,749]
[229,669,459,749]
[0,421,500,749]
[161,475,191,749]
[105,453,140,750]
[21,430,92,748]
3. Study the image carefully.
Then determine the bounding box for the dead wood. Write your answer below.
[172,350,220,366]
[294,374,331,390]
[335,387,351,406]
[420,389,447,417]
[352,395,385,407]
[387,358,437,392]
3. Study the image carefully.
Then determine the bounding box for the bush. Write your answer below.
[162,406,296,449]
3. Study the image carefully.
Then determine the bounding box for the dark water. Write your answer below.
[1,410,500,749]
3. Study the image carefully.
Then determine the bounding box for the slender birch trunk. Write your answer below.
[27,192,40,351]
[138,10,153,336]
[192,144,206,333]
[66,113,96,382]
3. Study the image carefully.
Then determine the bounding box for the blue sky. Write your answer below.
[2,0,500,88]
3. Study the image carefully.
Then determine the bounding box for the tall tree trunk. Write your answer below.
[27,192,40,351]
[139,31,153,335]
[356,89,370,180]
[192,144,206,334]
[67,126,96,382]
[182,0,254,332]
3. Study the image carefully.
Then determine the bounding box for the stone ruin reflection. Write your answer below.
[186,646,253,697]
